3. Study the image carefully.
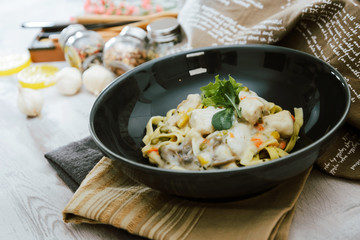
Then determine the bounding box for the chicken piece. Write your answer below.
[239,90,269,105]
[178,94,201,112]
[167,94,202,126]
[212,144,235,166]
[226,122,254,160]
[263,110,294,138]
[189,106,221,135]
[238,90,255,99]
[239,97,265,125]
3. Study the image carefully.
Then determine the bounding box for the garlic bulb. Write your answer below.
[17,87,44,117]
[82,65,114,96]
[55,67,82,96]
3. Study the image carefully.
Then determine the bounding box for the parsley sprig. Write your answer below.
[200,75,245,130]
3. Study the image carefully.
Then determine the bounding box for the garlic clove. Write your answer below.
[17,86,44,117]
[55,67,82,96]
[82,65,115,96]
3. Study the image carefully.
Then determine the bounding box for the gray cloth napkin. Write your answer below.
[45,136,103,192]
[45,137,148,239]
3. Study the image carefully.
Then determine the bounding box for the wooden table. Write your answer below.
[1,1,359,239]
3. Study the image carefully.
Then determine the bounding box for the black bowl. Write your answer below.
[89,45,350,199]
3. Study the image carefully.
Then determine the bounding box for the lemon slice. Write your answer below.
[0,53,31,76]
[18,64,59,89]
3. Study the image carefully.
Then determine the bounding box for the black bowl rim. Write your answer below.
[89,44,351,175]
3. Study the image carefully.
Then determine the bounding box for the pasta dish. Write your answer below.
[142,75,303,170]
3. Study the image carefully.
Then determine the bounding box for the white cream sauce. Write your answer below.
[159,90,295,170]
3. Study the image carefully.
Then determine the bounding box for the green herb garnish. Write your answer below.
[212,108,234,130]
[200,75,245,130]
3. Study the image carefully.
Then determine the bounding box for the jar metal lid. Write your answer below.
[120,26,147,41]
[147,17,181,43]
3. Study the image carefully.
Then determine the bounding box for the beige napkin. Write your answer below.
[63,157,311,240]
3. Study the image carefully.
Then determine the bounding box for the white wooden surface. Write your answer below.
[1,1,359,239]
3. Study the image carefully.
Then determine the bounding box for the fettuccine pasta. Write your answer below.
[141,77,303,171]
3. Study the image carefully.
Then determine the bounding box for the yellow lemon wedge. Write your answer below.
[18,64,59,89]
[0,53,31,76]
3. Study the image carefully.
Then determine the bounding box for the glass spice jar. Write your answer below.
[146,17,182,59]
[60,24,104,72]
[59,24,86,49]
[102,26,148,76]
